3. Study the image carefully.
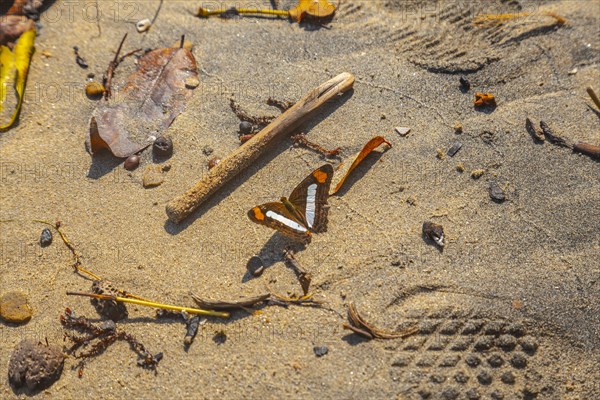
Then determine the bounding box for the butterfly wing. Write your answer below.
[288,164,333,233]
[248,202,312,244]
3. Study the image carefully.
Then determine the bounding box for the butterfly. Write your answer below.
[248,164,334,244]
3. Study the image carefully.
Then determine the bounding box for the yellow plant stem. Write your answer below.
[197,7,289,18]
[67,292,230,318]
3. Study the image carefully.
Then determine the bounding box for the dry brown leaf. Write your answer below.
[346,302,418,340]
[86,46,199,158]
[288,0,336,22]
[329,136,391,195]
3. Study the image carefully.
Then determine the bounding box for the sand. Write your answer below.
[1,0,599,398]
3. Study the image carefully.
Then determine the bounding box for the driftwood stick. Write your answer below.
[166,72,355,223]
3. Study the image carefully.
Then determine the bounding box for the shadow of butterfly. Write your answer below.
[248,164,333,244]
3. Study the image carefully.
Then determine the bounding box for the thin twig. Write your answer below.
[150,0,164,26]
[104,33,128,100]
[587,86,600,111]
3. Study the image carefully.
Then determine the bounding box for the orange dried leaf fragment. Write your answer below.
[288,0,336,22]
[474,93,496,108]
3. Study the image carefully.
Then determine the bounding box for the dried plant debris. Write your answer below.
[423,221,445,248]
[61,308,162,377]
[573,142,600,159]
[230,98,276,127]
[0,0,44,46]
[283,248,312,295]
[90,280,128,321]
[474,92,496,108]
[184,315,203,346]
[86,41,198,158]
[196,0,335,22]
[329,136,392,195]
[267,97,294,111]
[539,121,569,147]
[269,292,323,308]
[8,339,64,393]
[343,303,417,340]
[473,11,566,26]
[73,46,88,68]
[525,117,544,142]
[586,86,600,111]
[190,293,270,310]
[292,133,341,158]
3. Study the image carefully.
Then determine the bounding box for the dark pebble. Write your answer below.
[496,334,517,351]
[124,155,140,171]
[519,336,539,354]
[239,121,253,134]
[510,353,528,369]
[487,353,504,368]
[489,181,506,203]
[313,345,328,357]
[441,386,459,399]
[454,370,469,384]
[473,336,493,351]
[8,339,64,393]
[40,228,53,247]
[153,136,173,158]
[500,371,515,384]
[465,354,481,367]
[477,370,492,385]
[459,76,471,91]
[246,256,265,277]
[447,142,462,157]
[465,388,480,400]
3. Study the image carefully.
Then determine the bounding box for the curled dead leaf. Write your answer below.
[329,136,392,195]
[86,45,199,158]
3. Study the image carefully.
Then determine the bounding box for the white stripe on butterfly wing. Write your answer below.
[266,210,308,232]
[305,183,317,228]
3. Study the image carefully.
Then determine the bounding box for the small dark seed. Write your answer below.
[313,345,328,357]
[246,255,264,277]
[239,121,253,135]
[153,136,173,158]
[489,181,505,203]
[124,155,140,171]
[40,228,53,247]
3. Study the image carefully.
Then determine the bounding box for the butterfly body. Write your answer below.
[248,164,333,244]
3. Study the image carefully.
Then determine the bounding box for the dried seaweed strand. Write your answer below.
[229,98,276,126]
[61,308,162,376]
[346,302,418,340]
[267,97,295,111]
[269,292,323,308]
[540,120,570,147]
[292,133,341,158]
[283,248,312,295]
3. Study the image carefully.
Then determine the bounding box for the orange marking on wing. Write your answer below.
[313,170,328,183]
[253,207,265,221]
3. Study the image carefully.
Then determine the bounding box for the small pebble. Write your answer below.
[239,121,253,135]
[423,221,444,247]
[489,181,506,202]
[124,155,140,171]
[0,291,33,323]
[40,228,53,247]
[153,136,173,158]
[313,346,328,357]
[447,142,462,157]
[207,157,221,170]
[8,339,64,392]
[85,81,105,99]
[185,76,200,89]
[459,76,471,91]
[136,18,151,32]
[246,256,264,277]
[395,126,411,136]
